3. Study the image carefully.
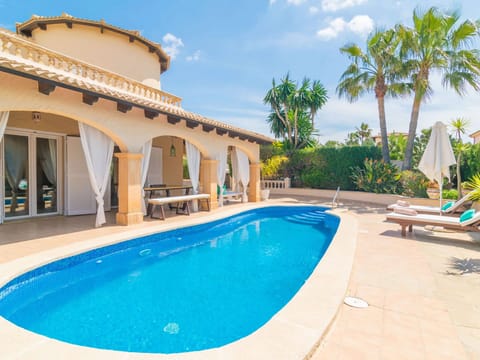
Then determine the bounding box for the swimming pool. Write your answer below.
[0,206,339,354]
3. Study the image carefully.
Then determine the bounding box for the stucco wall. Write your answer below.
[152,137,183,186]
[30,24,161,88]
[0,72,260,162]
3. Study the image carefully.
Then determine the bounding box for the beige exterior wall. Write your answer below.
[152,137,184,186]
[0,71,261,161]
[30,24,162,88]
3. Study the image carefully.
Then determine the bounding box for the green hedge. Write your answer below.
[287,146,382,190]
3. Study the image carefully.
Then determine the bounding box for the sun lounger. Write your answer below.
[387,194,471,215]
[386,210,480,237]
[148,194,210,220]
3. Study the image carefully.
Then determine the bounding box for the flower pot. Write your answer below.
[260,189,270,201]
[426,188,440,200]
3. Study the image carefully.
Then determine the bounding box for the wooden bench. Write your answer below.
[148,194,211,220]
[221,191,243,203]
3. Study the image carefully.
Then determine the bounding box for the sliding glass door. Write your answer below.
[3,131,60,219]
[36,137,57,214]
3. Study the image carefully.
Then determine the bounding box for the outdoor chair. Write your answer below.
[386,209,480,237]
[387,193,472,215]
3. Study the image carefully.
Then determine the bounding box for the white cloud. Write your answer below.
[316,15,373,40]
[317,17,347,40]
[269,0,307,6]
[321,0,367,12]
[186,50,201,62]
[162,33,184,60]
[347,15,374,36]
[309,6,319,14]
[287,0,307,5]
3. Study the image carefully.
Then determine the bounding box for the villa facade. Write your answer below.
[0,14,272,226]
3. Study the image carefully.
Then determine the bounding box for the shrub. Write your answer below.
[442,189,458,200]
[261,155,289,179]
[463,172,480,202]
[351,159,402,194]
[398,170,428,198]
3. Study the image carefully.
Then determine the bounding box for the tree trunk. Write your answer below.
[293,109,298,149]
[403,95,422,170]
[377,95,390,163]
[457,153,462,200]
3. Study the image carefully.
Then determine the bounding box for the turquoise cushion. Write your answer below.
[460,209,476,223]
[216,184,227,195]
[441,201,454,211]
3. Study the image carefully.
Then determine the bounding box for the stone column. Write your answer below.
[200,159,219,210]
[115,153,144,225]
[249,162,261,202]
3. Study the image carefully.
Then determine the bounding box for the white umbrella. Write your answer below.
[418,121,456,214]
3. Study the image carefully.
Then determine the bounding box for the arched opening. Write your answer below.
[1,111,121,225]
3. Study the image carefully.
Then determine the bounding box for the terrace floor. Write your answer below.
[0,195,479,359]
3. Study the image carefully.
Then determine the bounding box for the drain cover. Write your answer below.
[344,296,369,308]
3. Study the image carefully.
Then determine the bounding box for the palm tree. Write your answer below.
[264,74,295,144]
[264,74,327,151]
[308,80,328,130]
[450,117,470,199]
[354,122,373,145]
[337,29,409,163]
[397,7,480,170]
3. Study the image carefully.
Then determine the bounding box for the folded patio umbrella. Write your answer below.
[418,121,456,214]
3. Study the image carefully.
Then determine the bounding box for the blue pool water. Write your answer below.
[0,206,339,354]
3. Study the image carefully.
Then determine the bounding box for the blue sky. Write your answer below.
[1,0,479,142]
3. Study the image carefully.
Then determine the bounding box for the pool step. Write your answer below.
[286,212,327,225]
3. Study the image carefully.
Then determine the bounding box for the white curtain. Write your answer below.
[186,141,201,211]
[0,111,8,141]
[0,111,8,223]
[78,123,114,227]
[140,139,152,215]
[38,139,57,186]
[231,148,240,192]
[234,148,250,203]
[5,135,28,215]
[215,148,228,206]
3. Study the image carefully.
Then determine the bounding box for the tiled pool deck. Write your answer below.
[0,195,479,359]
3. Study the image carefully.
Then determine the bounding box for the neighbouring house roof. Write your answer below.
[16,13,170,73]
[470,130,480,138]
[0,27,273,145]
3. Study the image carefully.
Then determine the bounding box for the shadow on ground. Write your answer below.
[446,257,480,275]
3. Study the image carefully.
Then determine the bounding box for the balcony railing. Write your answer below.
[261,178,291,189]
[0,29,182,107]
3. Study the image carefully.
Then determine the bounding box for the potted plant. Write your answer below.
[426,181,440,199]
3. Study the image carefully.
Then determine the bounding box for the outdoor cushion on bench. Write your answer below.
[148,194,210,220]
[220,191,243,204]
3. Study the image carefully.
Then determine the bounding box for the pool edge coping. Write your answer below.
[0,202,358,360]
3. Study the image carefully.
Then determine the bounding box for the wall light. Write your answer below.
[169,137,176,157]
